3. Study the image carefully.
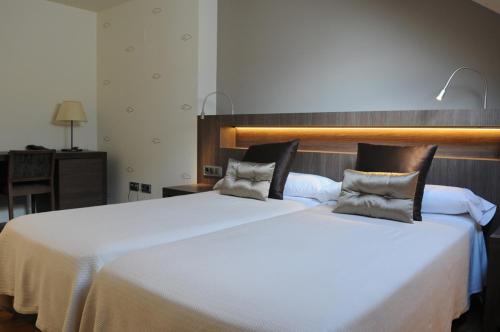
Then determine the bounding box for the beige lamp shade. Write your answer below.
[56,101,87,122]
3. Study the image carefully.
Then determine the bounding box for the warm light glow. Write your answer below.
[234,127,500,143]
[220,126,500,161]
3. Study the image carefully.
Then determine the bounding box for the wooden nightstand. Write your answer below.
[485,227,500,332]
[162,184,214,198]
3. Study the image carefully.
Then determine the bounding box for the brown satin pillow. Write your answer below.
[355,143,437,221]
[243,140,299,200]
[334,169,420,223]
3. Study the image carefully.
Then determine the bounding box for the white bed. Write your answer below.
[80,204,473,332]
[0,191,318,332]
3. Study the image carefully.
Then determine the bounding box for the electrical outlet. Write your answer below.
[129,182,140,192]
[203,165,223,178]
[141,184,152,194]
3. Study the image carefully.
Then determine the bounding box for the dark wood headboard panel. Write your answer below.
[198,110,500,234]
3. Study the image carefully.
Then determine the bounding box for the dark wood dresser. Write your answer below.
[0,151,107,211]
[54,151,107,210]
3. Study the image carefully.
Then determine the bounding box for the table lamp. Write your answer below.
[56,101,87,152]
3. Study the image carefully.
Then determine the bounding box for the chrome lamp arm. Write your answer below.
[200,91,235,119]
[436,66,488,110]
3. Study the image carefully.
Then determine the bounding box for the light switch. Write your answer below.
[203,166,223,178]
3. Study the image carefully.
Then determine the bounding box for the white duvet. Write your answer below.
[0,192,314,332]
[80,205,471,332]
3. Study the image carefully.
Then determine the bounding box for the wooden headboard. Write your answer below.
[198,109,500,234]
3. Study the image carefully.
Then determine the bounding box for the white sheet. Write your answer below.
[283,195,324,207]
[0,192,315,332]
[80,205,471,332]
[422,213,487,295]
[329,203,486,296]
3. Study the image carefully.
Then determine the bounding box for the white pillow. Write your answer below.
[284,172,341,203]
[422,185,496,226]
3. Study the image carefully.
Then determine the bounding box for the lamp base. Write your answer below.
[62,147,83,152]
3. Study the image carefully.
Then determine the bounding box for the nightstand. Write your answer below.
[162,184,214,198]
[485,227,500,332]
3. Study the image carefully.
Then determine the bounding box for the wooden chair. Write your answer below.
[0,150,56,220]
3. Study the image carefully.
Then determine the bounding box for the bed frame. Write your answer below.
[198,109,500,235]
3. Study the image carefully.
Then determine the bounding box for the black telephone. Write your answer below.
[26,145,49,151]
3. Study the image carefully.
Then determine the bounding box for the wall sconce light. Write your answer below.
[201,91,235,120]
[436,66,488,110]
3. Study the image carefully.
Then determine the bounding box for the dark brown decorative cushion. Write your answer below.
[243,140,300,200]
[355,143,438,221]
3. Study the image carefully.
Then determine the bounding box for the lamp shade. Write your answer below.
[56,101,87,122]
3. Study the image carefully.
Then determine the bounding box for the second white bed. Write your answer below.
[80,205,473,332]
[0,192,316,332]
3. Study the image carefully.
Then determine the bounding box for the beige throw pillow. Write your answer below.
[334,169,420,223]
[219,159,276,201]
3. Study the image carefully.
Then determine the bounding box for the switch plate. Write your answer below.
[129,182,140,192]
[141,184,152,194]
[203,165,223,178]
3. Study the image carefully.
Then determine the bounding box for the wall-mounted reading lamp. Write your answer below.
[200,91,235,120]
[436,67,488,110]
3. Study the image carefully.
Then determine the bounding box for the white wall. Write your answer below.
[98,0,199,203]
[0,0,97,221]
[0,0,97,151]
[218,0,500,114]
[198,0,218,116]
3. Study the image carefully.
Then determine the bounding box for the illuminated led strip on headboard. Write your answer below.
[220,127,500,161]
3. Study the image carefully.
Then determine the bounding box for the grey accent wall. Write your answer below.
[217,0,500,114]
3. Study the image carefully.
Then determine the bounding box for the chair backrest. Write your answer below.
[8,150,56,184]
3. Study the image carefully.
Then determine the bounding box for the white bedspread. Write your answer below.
[422,213,487,295]
[0,192,314,332]
[80,205,471,332]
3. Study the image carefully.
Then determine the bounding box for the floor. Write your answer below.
[0,297,484,332]
[0,310,38,332]
[452,295,484,332]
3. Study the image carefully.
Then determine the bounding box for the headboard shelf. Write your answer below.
[220,126,500,160]
[221,147,500,162]
[199,109,500,234]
